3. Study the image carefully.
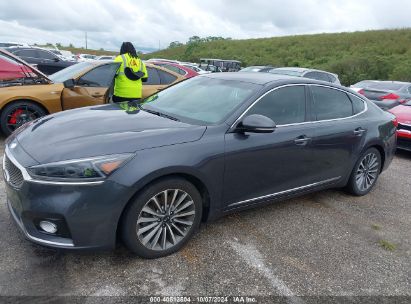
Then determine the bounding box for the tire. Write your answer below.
[346,147,382,196]
[0,101,47,136]
[121,177,202,258]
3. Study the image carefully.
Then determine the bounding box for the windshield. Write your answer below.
[269,69,303,77]
[49,62,92,83]
[141,76,261,125]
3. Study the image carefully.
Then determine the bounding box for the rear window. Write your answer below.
[366,82,405,91]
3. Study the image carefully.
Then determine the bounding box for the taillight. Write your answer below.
[358,89,365,95]
[392,117,398,128]
[379,93,400,100]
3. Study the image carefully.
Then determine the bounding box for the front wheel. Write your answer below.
[0,101,47,136]
[121,178,202,258]
[346,148,382,196]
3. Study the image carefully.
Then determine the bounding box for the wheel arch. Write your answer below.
[115,172,212,242]
[0,98,51,115]
[362,143,386,173]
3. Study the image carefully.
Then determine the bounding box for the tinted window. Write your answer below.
[77,64,118,87]
[247,86,306,125]
[36,50,56,60]
[145,67,161,85]
[14,49,37,58]
[367,82,405,91]
[158,69,177,84]
[349,95,365,114]
[312,86,353,120]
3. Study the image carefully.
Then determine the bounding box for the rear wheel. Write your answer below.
[121,178,202,258]
[0,101,47,136]
[346,148,382,196]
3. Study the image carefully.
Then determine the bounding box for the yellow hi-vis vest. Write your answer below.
[114,53,148,99]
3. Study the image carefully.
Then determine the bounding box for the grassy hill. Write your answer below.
[143,29,411,86]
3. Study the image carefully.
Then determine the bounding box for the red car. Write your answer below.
[149,61,198,78]
[0,50,34,81]
[389,102,411,151]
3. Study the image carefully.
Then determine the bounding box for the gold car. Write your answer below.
[0,49,185,135]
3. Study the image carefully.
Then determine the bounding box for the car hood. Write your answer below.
[0,49,51,83]
[389,105,411,124]
[15,104,207,164]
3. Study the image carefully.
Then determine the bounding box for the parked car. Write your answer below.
[96,55,115,60]
[199,64,222,73]
[76,54,97,62]
[388,101,411,151]
[6,47,76,75]
[269,67,341,85]
[0,42,30,48]
[181,64,210,74]
[239,66,274,73]
[200,58,242,72]
[150,61,199,78]
[0,49,184,135]
[351,80,411,110]
[0,49,35,81]
[3,73,396,258]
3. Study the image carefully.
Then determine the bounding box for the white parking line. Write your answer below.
[230,241,303,304]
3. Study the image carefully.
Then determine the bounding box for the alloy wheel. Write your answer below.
[7,105,41,132]
[355,152,379,192]
[136,189,195,251]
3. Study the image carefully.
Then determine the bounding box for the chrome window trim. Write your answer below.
[230,83,368,129]
[228,176,341,208]
[4,146,104,186]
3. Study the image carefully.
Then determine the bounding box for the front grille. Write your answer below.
[4,154,24,189]
[398,123,411,132]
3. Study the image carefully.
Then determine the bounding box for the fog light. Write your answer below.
[39,221,58,234]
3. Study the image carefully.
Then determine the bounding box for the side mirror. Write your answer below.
[63,78,75,89]
[237,114,276,133]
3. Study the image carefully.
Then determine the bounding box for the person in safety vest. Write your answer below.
[113,42,148,103]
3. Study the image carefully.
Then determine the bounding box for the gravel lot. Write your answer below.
[0,136,410,300]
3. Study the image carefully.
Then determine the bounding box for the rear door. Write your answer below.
[309,85,367,182]
[61,63,119,110]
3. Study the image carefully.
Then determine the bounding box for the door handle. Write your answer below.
[294,135,311,146]
[353,127,366,136]
[92,94,103,98]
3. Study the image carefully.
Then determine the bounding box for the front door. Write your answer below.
[61,63,119,110]
[223,85,318,209]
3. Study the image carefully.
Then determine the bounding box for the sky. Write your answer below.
[0,0,410,52]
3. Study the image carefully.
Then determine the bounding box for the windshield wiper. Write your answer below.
[142,107,180,122]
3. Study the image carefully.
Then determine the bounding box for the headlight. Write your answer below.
[27,154,133,182]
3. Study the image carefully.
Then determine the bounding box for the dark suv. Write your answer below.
[7,47,76,75]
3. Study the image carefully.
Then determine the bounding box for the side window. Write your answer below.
[349,95,365,114]
[36,50,56,60]
[178,68,187,76]
[145,67,161,85]
[163,64,181,74]
[77,64,118,87]
[158,69,177,84]
[247,86,306,125]
[311,86,353,120]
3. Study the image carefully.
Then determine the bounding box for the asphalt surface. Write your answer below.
[0,137,410,299]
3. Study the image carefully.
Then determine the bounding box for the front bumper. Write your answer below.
[3,146,131,250]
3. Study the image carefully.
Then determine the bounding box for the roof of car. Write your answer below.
[201,71,310,85]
